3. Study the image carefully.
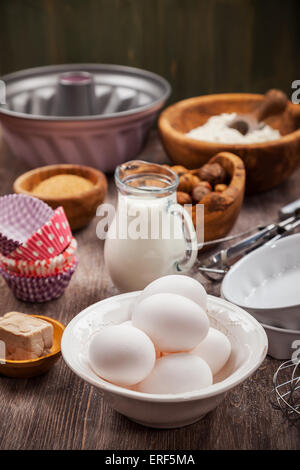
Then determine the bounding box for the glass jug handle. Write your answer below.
[168,203,198,273]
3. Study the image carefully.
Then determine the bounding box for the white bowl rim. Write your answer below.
[221,233,300,312]
[261,322,300,334]
[62,291,268,403]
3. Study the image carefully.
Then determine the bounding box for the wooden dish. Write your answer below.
[199,152,245,242]
[174,152,245,243]
[159,93,300,194]
[0,315,65,378]
[13,164,107,230]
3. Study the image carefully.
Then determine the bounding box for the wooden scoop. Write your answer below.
[228,89,288,135]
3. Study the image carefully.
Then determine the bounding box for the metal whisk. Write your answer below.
[272,360,300,425]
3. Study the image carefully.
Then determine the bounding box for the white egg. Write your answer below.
[137,275,207,311]
[88,324,156,386]
[122,320,161,358]
[192,327,231,375]
[136,353,213,394]
[132,293,209,352]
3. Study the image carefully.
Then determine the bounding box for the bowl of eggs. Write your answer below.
[62,275,267,428]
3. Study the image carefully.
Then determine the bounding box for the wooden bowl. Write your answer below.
[0,315,65,378]
[197,152,245,242]
[159,93,300,194]
[13,164,107,230]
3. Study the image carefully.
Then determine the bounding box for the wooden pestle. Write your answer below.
[228,89,288,135]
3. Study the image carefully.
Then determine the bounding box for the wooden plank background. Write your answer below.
[0,0,300,103]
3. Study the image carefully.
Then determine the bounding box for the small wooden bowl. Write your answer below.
[159,93,300,194]
[13,164,107,230]
[198,152,245,242]
[0,315,65,378]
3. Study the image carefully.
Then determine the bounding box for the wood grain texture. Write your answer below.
[0,0,300,103]
[0,131,300,449]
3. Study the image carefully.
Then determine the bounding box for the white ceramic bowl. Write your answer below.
[221,234,300,330]
[61,292,267,429]
[262,322,300,360]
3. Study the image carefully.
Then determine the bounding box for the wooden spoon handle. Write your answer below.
[254,89,288,122]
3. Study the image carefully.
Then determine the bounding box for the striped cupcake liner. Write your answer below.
[0,258,78,303]
[0,237,77,276]
[9,206,72,261]
[0,253,77,277]
[0,194,53,256]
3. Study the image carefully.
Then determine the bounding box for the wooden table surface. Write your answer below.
[0,131,299,450]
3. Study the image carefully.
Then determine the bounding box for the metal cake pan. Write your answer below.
[0,64,171,172]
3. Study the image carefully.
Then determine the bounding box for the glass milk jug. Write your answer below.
[104,161,198,292]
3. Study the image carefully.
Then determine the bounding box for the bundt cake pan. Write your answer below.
[0,64,171,173]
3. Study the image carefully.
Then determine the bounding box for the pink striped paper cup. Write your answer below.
[0,237,77,276]
[10,206,72,261]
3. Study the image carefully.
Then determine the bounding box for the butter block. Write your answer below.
[0,312,53,360]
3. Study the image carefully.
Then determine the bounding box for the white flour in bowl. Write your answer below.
[186,113,281,144]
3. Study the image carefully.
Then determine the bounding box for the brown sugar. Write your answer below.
[32,174,94,198]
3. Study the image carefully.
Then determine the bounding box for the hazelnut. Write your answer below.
[192,184,211,203]
[215,184,228,193]
[177,191,192,205]
[171,165,188,177]
[177,173,194,193]
[190,168,201,177]
[197,180,212,191]
[197,163,227,186]
[190,175,201,188]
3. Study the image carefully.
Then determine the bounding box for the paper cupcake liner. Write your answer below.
[0,237,77,276]
[0,259,78,303]
[0,253,77,277]
[0,194,53,256]
[10,206,72,261]
[0,238,20,258]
